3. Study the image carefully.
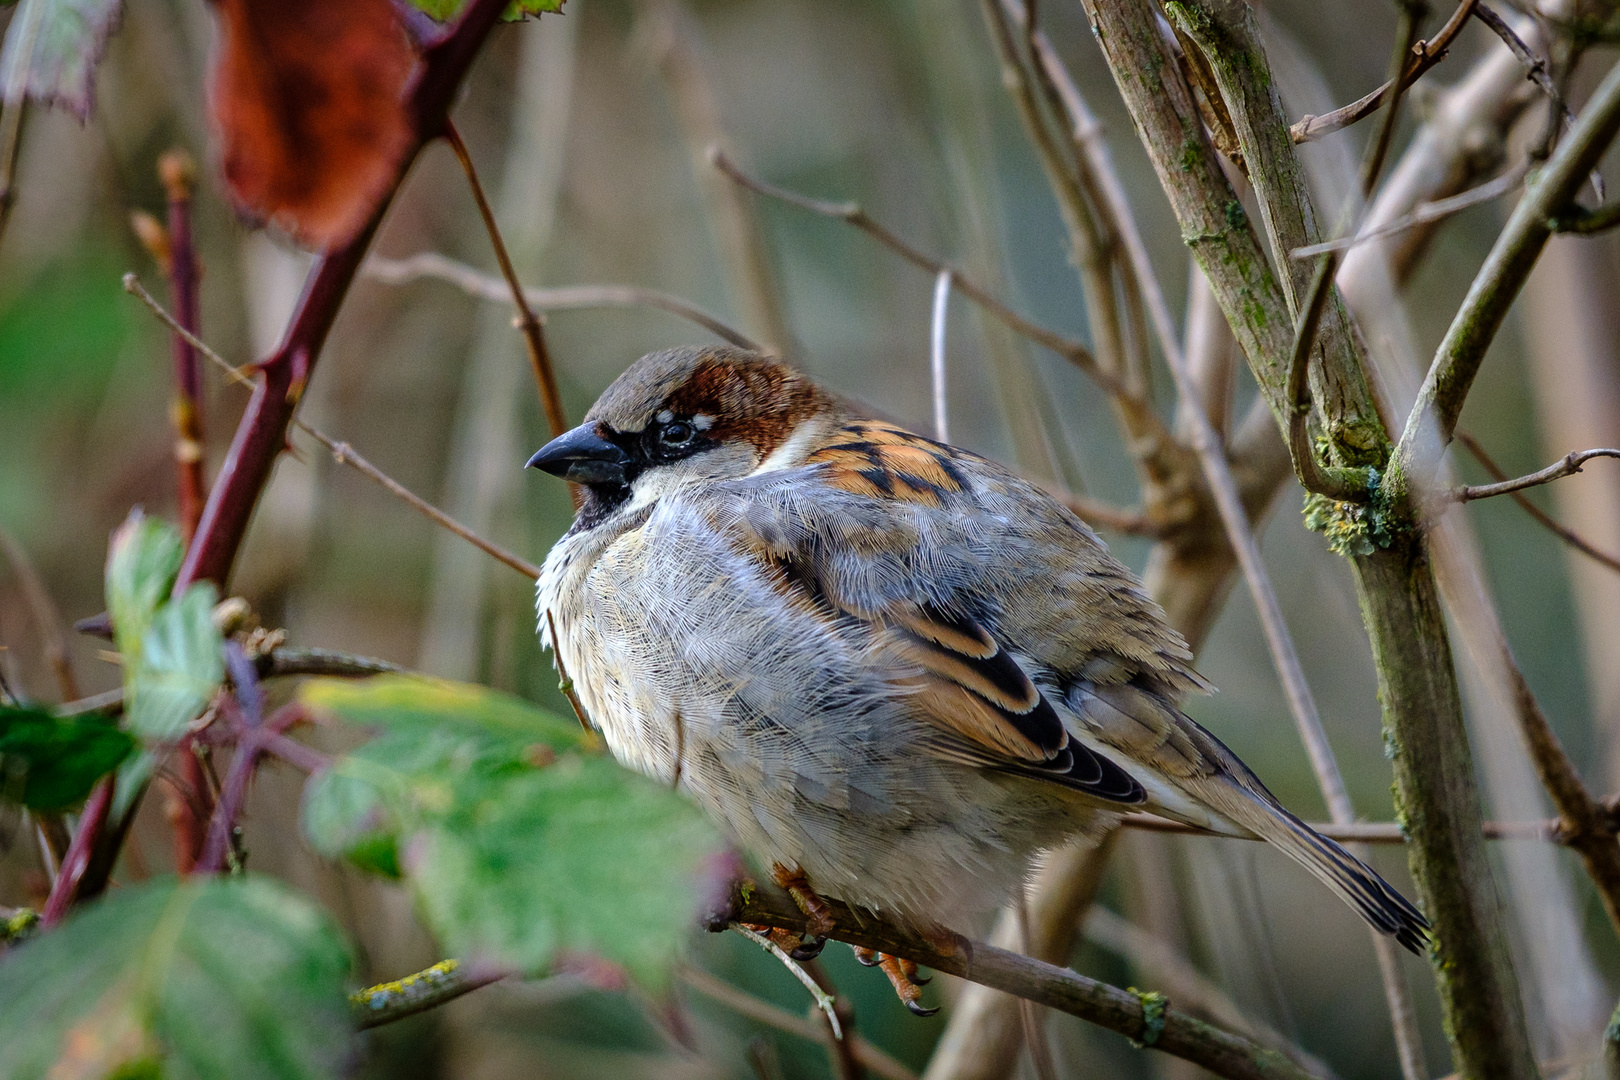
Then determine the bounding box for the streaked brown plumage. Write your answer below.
[531,346,1428,961]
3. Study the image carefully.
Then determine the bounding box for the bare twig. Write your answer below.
[298,429,540,580]
[1291,159,1530,260]
[443,122,568,439]
[543,608,591,730]
[1493,631,1620,936]
[729,923,843,1041]
[1083,907,1338,1080]
[709,148,1161,420]
[1457,433,1620,574]
[351,959,510,1029]
[1472,2,1576,133]
[1453,447,1620,501]
[678,966,919,1080]
[259,732,331,776]
[363,252,761,350]
[0,524,79,702]
[1028,26,1183,389]
[1119,812,1567,843]
[123,273,541,582]
[1290,0,1479,143]
[637,0,793,355]
[1391,54,1620,510]
[720,883,1325,1080]
[930,269,952,444]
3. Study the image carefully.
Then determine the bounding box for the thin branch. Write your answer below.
[729,923,843,1041]
[295,427,540,580]
[39,779,111,927]
[930,269,952,444]
[123,273,541,581]
[1458,446,1620,501]
[1118,812,1566,843]
[195,646,269,875]
[158,149,208,543]
[715,883,1326,1080]
[0,524,79,702]
[1391,54,1620,506]
[709,148,1165,426]
[351,959,509,1029]
[259,732,331,776]
[637,0,794,354]
[1453,447,1620,501]
[1473,2,1577,133]
[443,121,568,439]
[1027,26,1184,391]
[543,609,591,729]
[1083,907,1338,1080]
[1291,158,1530,260]
[363,252,762,349]
[1457,433,1620,574]
[1290,0,1480,143]
[1283,7,1421,503]
[260,647,403,680]
[1493,630,1620,937]
[677,966,919,1080]
[176,0,511,598]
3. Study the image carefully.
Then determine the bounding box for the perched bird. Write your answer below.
[529,345,1427,1006]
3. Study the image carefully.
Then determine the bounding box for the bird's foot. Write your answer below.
[743,922,824,960]
[852,947,936,1015]
[876,953,938,1016]
[770,863,836,938]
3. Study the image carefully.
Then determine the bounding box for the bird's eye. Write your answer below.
[659,421,694,447]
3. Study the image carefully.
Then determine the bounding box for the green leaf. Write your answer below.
[125,582,224,741]
[0,705,134,810]
[402,0,564,23]
[104,509,183,667]
[0,875,355,1080]
[0,0,126,118]
[300,675,725,989]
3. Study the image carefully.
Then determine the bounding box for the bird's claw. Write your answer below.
[790,934,826,961]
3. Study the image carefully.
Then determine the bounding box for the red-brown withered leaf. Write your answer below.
[206,0,418,251]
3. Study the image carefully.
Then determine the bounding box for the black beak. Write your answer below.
[526,424,632,485]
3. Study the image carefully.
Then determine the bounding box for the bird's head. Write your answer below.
[527,346,834,524]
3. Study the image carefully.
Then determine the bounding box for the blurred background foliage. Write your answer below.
[0,1,1616,1078]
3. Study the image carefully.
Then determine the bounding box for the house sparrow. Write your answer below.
[529,346,1428,1002]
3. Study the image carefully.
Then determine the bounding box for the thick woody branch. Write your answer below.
[715,882,1326,1080]
[1087,4,1538,1078]
[175,0,511,597]
[38,5,512,922]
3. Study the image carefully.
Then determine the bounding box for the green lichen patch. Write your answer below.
[1303,472,1392,557]
[1127,988,1169,1048]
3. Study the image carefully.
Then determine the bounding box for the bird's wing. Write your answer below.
[709,420,1430,950]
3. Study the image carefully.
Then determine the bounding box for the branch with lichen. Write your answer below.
[715,880,1327,1080]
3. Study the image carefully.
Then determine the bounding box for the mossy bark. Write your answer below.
[1082,2,1538,1077]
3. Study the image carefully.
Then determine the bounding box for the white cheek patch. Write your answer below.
[751,421,821,475]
